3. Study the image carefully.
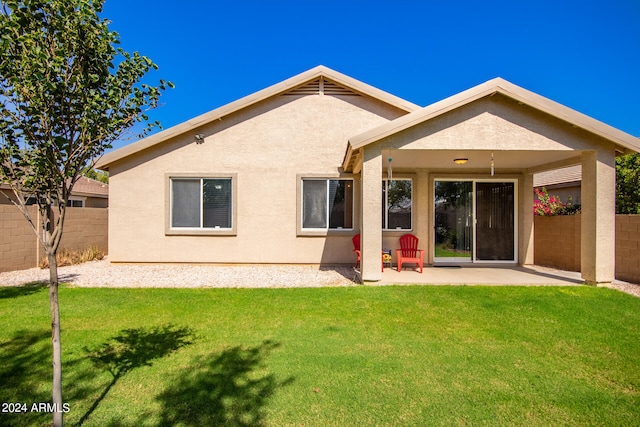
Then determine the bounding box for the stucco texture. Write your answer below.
[107,93,404,264]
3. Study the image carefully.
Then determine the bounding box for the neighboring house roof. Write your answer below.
[96,65,421,170]
[343,78,640,170]
[0,176,108,199]
[534,165,582,188]
[72,176,109,198]
[535,139,640,189]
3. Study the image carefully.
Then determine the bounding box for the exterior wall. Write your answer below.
[58,208,109,254]
[381,96,601,154]
[106,84,626,276]
[381,170,429,265]
[534,214,640,285]
[534,215,581,271]
[615,215,640,284]
[580,148,616,284]
[520,173,535,265]
[356,94,617,280]
[108,94,406,264]
[0,205,39,272]
[360,146,383,280]
[379,171,529,269]
[0,206,108,272]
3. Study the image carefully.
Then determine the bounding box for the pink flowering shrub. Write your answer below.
[533,187,580,216]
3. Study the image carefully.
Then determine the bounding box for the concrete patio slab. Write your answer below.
[375,265,584,286]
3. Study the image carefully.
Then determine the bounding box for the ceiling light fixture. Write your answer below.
[453,158,468,165]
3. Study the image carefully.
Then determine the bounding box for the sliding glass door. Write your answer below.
[475,182,515,261]
[434,180,516,263]
[434,181,473,262]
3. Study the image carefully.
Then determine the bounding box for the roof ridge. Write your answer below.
[348,77,640,153]
[96,66,419,170]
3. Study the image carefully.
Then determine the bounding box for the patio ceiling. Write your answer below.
[380,149,583,173]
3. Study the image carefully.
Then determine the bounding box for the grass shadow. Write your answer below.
[77,324,195,426]
[0,282,48,299]
[0,329,52,426]
[154,340,294,426]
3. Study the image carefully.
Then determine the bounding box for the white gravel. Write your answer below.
[1,258,638,298]
[0,258,358,288]
[599,281,640,298]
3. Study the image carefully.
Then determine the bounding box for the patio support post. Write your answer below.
[361,146,382,281]
[520,173,535,265]
[581,148,616,284]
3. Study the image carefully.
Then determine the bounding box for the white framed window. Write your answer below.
[382,179,412,230]
[301,178,353,230]
[168,175,236,235]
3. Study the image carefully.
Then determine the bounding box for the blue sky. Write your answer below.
[101,0,639,150]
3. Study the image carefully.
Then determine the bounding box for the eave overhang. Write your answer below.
[342,78,640,172]
[96,65,420,171]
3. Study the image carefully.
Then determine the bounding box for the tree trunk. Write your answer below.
[48,251,64,427]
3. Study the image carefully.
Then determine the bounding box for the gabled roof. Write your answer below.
[72,176,108,198]
[347,77,640,154]
[534,165,582,188]
[96,65,420,170]
[0,176,108,198]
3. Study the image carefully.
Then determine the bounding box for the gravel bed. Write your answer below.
[599,281,640,298]
[0,258,358,288]
[1,258,639,297]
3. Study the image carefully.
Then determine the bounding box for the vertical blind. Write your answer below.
[203,179,232,228]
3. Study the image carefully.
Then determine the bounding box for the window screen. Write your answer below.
[172,178,232,229]
[172,179,200,227]
[302,179,353,230]
[382,179,412,230]
[303,180,327,228]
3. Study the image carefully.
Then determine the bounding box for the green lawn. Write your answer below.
[434,244,471,259]
[1,284,639,426]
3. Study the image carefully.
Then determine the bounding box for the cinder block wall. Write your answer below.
[57,208,108,253]
[0,206,108,273]
[534,214,640,284]
[615,215,640,284]
[534,215,581,272]
[0,205,39,272]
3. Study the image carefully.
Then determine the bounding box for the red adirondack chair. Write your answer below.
[395,233,424,273]
[352,233,361,269]
[352,233,384,272]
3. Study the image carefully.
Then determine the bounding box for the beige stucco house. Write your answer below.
[96,66,640,284]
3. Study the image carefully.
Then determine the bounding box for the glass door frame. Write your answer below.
[433,178,519,264]
[433,179,474,263]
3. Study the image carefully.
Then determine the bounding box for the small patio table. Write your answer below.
[382,249,392,270]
